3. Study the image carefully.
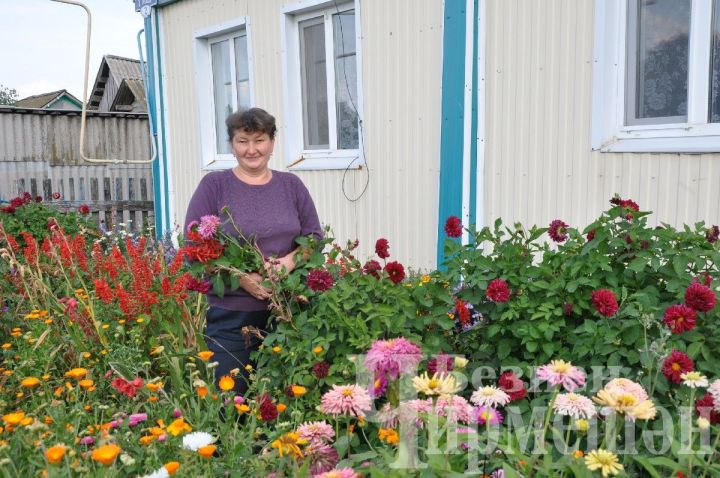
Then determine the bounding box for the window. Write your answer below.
[282,1,363,170]
[194,18,254,169]
[592,0,720,152]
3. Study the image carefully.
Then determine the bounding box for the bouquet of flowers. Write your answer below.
[181,213,264,297]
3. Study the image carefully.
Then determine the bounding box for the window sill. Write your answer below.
[594,124,720,153]
[286,149,364,171]
[201,155,236,171]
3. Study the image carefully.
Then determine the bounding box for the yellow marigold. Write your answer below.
[2,411,25,426]
[42,374,50,381]
[139,435,156,446]
[378,428,399,445]
[244,364,253,371]
[148,396,158,402]
[573,450,585,459]
[91,444,122,466]
[20,417,34,426]
[196,386,208,398]
[164,461,180,475]
[277,403,287,413]
[197,351,214,361]
[271,346,282,353]
[291,385,307,396]
[44,416,54,425]
[584,449,623,477]
[78,379,94,390]
[21,377,41,388]
[1,344,10,350]
[3,370,13,376]
[45,445,66,464]
[198,445,216,458]
[149,427,165,436]
[146,382,163,392]
[235,404,251,414]
[166,418,192,436]
[271,432,306,458]
[218,376,235,392]
[64,368,87,380]
[313,346,323,354]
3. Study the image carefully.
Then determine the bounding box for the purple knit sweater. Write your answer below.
[184,169,322,311]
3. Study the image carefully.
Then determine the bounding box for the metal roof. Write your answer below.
[110,78,147,112]
[88,55,145,110]
[14,90,82,109]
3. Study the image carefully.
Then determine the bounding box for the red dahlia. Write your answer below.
[384,261,405,284]
[362,260,382,278]
[258,394,278,421]
[661,350,694,384]
[444,216,463,238]
[498,371,527,401]
[591,289,618,317]
[663,304,697,334]
[78,204,90,215]
[307,269,334,292]
[486,279,511,303]
[548,219,569,243]
[685,282,717,312]
[427,353,454,375]
[696,393,720,424]
[312,361,330,379]
[375,238,390,259]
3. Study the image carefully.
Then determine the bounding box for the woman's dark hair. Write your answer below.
[226,107,277,141]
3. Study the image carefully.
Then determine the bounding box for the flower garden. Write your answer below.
[1,193,720,477]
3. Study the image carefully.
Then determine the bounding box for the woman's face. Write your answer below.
[231,129,274,174]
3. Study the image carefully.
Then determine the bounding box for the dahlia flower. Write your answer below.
[470,386,511,408]
[591,289,618,317]
[553,393,597,419]
[444,216,463,238]
[197,215,221,239]
[685,282,717,312]
[364,337,422,379]
[548,219,569,243]
[663,304,697,334]
[297,421,335,444]
[375,238,390,259]
[536,360,586,392]
[486,278,511,302]
[320,384,372,418]
[435,394,474,424]
[661,350,694,384]
[305,441,340,474]
[313,468,359,478]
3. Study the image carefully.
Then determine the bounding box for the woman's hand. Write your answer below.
[264,253,296,276]
[239,272,271,300]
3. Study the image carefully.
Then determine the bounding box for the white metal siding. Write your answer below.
[484,0,720,231]
[159,0,444,269]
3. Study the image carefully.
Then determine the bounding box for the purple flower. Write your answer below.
[198,215,221,239]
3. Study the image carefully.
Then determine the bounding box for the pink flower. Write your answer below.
[384,261,405,284]
[364,337,422,379]
[444,216,463,238]
[320,385,372,418]
[127,413,148,426]
[435,395,474,424]
[305,441,340,475]
[548,219,569,243]
[197,215,221,239]
[375,238,390,259]
[553,393,597,419]
[536,360,586,392]
[307,269,334,292]
[297,421,335,444]
[79,436,96,445]
[473,406,503,426]
[370,374,387,397]
[486,279,511,303]
[708,380,720,412]
[591,289,618,317]
[603,378,648,402]
[663,304,697,334]
[685,282,717,312]
[313,468,359,478]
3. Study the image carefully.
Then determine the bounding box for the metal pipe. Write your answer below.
[50,0,156,164]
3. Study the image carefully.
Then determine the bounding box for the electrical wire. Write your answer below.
[333,0,370,202]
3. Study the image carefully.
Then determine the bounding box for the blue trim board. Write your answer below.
[144,14,163,236]
[155,12,171,236]
[437,0,468,266]
[469,0,479,227]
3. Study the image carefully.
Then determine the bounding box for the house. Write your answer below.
[139,0,720,270]
[14,89,82,110]
[88,55,147,113]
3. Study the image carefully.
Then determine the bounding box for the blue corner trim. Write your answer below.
[144,14,164,237]
[437,0,468,267]
[469,0,479,227]
[156,12,171,236]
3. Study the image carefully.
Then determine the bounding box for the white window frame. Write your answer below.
[592,0,720,152]
[193,17,255,170]
[281,0,365,170]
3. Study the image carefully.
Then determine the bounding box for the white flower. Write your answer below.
[453,357,469,369]
[470,386,510,408]
[697,417,711,430]
[181,431,215,451]
[681,371,709,389]
[140,467,169,478]
[119,453,136,466]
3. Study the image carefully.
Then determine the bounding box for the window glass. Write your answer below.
[333,10,359,149]
[234,35,251,112]
[710,0,720,122]
[211,40,233,153]
[300,17,329,149]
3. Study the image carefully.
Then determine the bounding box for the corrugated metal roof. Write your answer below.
[111,78,147,112]
[14,90,81,109]
[89,55,144,110]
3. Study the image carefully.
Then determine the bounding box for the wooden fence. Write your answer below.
[0,107,154,232]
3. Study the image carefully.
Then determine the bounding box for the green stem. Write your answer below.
[688,389,696,477]
[700,426,720,478]
[527,387,560,478]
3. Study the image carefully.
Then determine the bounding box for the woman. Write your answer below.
[184,107,322,394]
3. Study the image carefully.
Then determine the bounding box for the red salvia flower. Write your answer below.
[548,219,569,243]
[486,279,511,303]
[94,279,114,304]
[375,238,390,259]
[384,261,405,284]
[444,216,463,238]
[662,350,694,384]
[591,289,618,317]
[685,282,717,312]
[455,298,471,326]
[663,304,697,334]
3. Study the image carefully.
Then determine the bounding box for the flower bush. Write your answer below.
[1,197,720,476]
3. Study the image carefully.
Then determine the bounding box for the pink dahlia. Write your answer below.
[663,304,697,334]
[552,393,597,419]
[364,337,422,379]
[685,282,717,312]
[307,269,334,292]
[548,219,569,243]
[486,279,511,303]
[297,421,335,444]
[661,350,694,384]
[473,406,504,426]
[313,467,359,478]
[375,238,390,259]
[197,215,221,239]
[384,261,405,284]
[591,289,618,317]
[444,216,463,238]
[498,371,527,401]
[708,379,720,412]
[320,384,372,418]
[536,360,586,392]
[365,337,422,379]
